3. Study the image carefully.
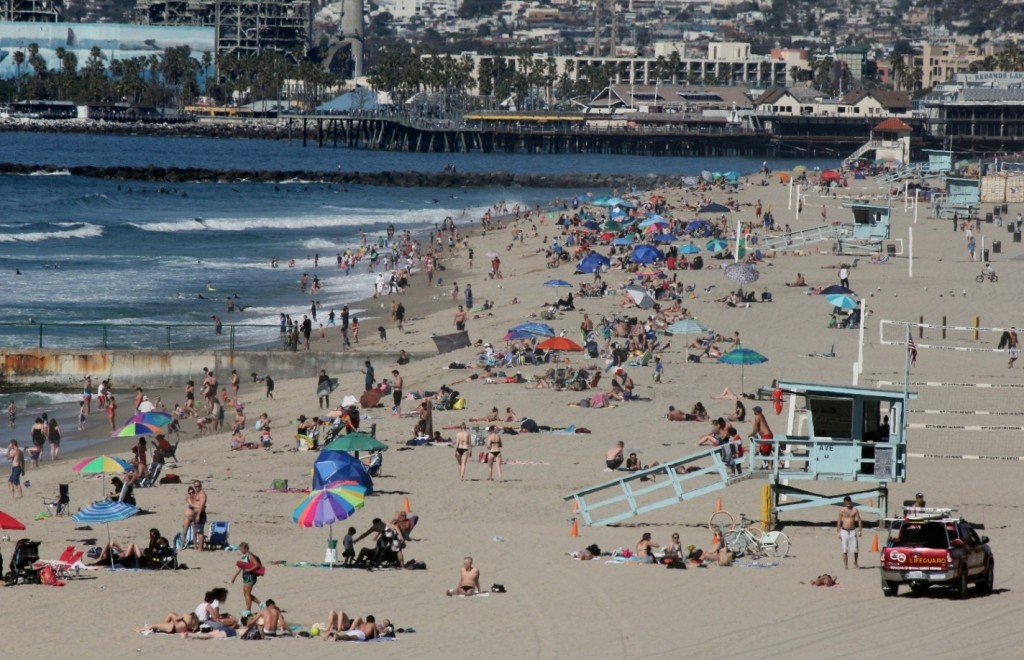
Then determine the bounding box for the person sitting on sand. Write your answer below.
[636,532,659,564]
[135,612,200,635]
[503,407,519,422]
[786,273,806,287]
[251,599,293,637]
[692,402,709,421]
[606,440,625,469]
[698,419,726,446]
[625,452,641,471]
[531,367,557,389]
[728,400,746,422]
[446,556,481,596]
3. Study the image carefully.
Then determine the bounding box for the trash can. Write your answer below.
[887,244,897,256]
[994,206,1001,216]
[986,212,994,223]
[983,248,990,262]
[1009,223,1015,234]
[994,240,1002,254]
[1002,204,1009,214]
[1015,232,1021,243]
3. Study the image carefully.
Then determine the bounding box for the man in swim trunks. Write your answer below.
[837,496,863,569]
[454,423,472,481]
[446,556,481,596]
[7,439,24,499]
[750,406,774,459]
[324,614,380,641]
[606,440,625,469]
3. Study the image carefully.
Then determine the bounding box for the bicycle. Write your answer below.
[708,511,791,558]
[976,271,998,283]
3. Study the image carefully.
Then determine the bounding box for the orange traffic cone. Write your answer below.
[403,497,411,513]
[716,498,722,513]
[571,518,579,537]
[712,532,720,547]
[871,534,879,553]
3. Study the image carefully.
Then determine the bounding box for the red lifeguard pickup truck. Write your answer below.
[880,507,994,598]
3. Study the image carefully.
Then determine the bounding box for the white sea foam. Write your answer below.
[28,169,71,176]
[0,223,103,242]
[302,238,340,250]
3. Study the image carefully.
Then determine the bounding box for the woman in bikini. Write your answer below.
[485,426,502,481]
[184,380,196,416]
[454,424,472,481]
[134,612,199,635]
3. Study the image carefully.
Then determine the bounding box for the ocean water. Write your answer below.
[0,131,835,439]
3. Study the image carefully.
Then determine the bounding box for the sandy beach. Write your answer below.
[4,169,1024,660]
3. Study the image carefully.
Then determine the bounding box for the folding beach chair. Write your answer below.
[43,484,70,517]
[207,521,230,550]
[34,545,84,580]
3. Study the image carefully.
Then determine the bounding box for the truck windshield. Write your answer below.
[897,522,949,549]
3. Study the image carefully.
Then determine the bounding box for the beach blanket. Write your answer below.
[257,488,310,494]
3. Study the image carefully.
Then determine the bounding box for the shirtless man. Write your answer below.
[837,496,863,569]
[454,424,472,481]
[453,305,467,331]
[750,406,774,462]
[636,532,659,564]
[7,439,24,498]
[606,440,625,469]
[446,556,481,596]
[253,599,292,637]
[191,481,208,551]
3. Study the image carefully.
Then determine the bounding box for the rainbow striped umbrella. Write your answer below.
[72,456,133,475]
[114,421,164,437]
[124,411,173,427]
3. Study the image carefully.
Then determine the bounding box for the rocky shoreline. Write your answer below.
[0,161,679,189]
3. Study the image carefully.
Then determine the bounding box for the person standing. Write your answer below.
[454,305,467,332]
[231,542,262,614]
[391,370,403,412]
[317,369,332,409]
[750,406,774,466]
[362,360,375,392]
[82,376,93,415]
[7,400,15,428]
[191,480,208,551]
[301,315,313,350]
[967,235,976,262]
[464,284,473,310]
[212,315,222,336]
[837,496,863,569]
[395,302,405,332]
[1009,329,1019,369]
[107,394,117,432]
[838,264,849,289]
[29,416,45,468]
[47,417,61,462]
[230,370,240,402]
[486,426,502,481]
[6,439,24,499]
[454,423,472,481]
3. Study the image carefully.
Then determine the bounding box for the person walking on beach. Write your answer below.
[395,302,405,332]
[107,394,117,432]
[7,400,15,428]
[301,315,313,350]
[465,284,473,310]
[1009,329,1019,369]
[231,542,262,614]
[47,417,61,462]
[212,315,222,336]
[454,305,467,332]
[486,426,502,481]
[838,264,849,289]
[452,281,459,302]
[230,370,240,402]
[362,361,375,391]
[454,424,472,481]
[318,369,333,409]
[82,376,93,415]
[837,496,863,569]
[391,370,403,412]
[7,439,24,499]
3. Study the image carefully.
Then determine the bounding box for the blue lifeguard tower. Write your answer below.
[564,381,914,527]
[934,177,980,220]
[833,202,891,255]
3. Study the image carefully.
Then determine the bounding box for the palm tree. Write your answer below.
[890,53,907,91]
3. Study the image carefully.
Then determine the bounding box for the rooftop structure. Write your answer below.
[0,0,61,22]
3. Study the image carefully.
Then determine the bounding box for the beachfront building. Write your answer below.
[753,88,911,120]
[585,83,753,117]
[464,41,793,97]
[0,0,61,22]
[916,40,988,90]
[134,0,312,60]
[919,72,1024,149]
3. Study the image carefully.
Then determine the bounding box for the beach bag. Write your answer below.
[452,397,466,410]
[160,474,181,484]
[241,622,264,640]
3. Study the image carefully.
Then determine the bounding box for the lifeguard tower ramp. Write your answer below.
[564,381,913,527]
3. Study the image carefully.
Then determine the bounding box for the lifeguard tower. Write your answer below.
[564,381,914,527]
[933,177,980,220]
[833,201,891,255]
[843,118,913,170]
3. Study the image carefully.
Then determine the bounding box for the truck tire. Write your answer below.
[882,577,899,597]
[975,561,994,594]
[951,568,968,599]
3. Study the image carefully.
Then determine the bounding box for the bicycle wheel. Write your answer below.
[709,510,734,535]
[723,530,749,556]
[761,531,791,558]
[976,274,985,283]
[745,525,764,542]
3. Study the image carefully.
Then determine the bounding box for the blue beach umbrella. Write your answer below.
[718,348,768,394]
[612,237,634,246]
[631,244,662,264]
[826,294,858,310]
[582,220,601,231]
[544,279,573,288]
[509,322,556,337]
[706,239,729,253]
[667,319,708,335]
[678,243,701,255]
[699,202,732,214]
[576,253,611,274]
[73,500,140,567]
[652,234,677,243]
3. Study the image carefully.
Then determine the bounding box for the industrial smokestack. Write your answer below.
[341,0,364,79]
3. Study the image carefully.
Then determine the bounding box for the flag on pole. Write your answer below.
[907,336,917,367]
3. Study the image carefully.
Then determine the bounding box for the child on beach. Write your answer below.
[342,527,356,565]
[652,355,664,383]
[78,401,87,431]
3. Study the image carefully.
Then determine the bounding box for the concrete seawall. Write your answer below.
[1,349,384,389]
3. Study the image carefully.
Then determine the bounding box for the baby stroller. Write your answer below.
[6,539,41,585]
